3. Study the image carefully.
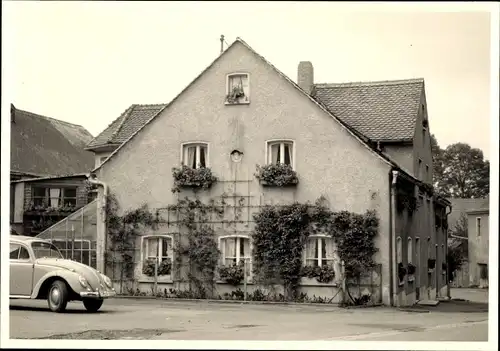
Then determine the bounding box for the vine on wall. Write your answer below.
[106,189,379,305]
[105,193,159,279]
[167,197,224,298]
[252,197,379,300]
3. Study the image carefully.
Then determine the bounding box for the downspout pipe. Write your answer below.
[389,170,399,307]
[444,204,452,299]
[86,173,108,273]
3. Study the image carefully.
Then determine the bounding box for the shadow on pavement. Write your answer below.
[402,300,488,313]
[9,305,114,314]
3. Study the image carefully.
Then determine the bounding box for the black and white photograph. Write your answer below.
[1,2,498,350]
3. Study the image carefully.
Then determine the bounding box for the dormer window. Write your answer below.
[226,73,250,105]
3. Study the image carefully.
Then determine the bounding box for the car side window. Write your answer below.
[10,244,21,259]
[9,243,31,260]
[19,246,31,260]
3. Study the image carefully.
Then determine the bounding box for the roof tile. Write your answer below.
[313,79,424,142]
[10,106,95,176]
[86,104,166,149]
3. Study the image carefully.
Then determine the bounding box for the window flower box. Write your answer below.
[226,85,247,104]
[254,164,299,187]
[407,263,416,275]
[142,257,172,277]
[218,261,245,286]
[300,265,335,284]
[172,165,218,193]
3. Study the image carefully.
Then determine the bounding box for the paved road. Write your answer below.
[9,294,488,341]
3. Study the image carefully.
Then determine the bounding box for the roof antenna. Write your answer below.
[220,35,225,54]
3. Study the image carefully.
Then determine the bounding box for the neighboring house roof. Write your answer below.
[448,198,490,228]
[85,104,167,150]
[312,79,424,142]
[10,104,95,176]
[10,173,89,184]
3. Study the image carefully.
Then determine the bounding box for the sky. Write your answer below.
[2,2,495,160]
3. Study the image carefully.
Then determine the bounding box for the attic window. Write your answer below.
[422,120,428,129]
[226,73,250,105]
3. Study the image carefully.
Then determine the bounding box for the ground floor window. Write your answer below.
[142,236,173,277]
[304,236,335,267]
[220,236,252,277]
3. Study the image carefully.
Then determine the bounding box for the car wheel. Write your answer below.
[48,280,69,313]
[83,298,104,312]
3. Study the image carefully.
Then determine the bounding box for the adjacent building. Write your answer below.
[448,197,489,288]
[467,205,489,288]
[10,104,95,235]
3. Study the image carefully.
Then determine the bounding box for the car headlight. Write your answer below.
[101,274,113,288]
[78,275,89,288]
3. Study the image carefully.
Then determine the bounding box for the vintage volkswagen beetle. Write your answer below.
[9,235,116,313]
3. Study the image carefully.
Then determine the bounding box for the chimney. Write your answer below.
[297,61,314,95]
[11,103,16,123]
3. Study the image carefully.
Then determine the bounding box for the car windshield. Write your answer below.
[31,241,64,259]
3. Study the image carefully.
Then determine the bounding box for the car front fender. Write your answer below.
[31,270,84,299]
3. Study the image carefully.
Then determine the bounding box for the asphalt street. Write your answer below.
[7,288,489,342]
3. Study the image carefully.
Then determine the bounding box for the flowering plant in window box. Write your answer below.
[398,262,407,285]
[254,164,299,187]
[218,261,245,286]
[407,263,416,282]
[142,258,172,277]
[407,263,417,275]
[226,85,246,104]
[171,165,218,193]
[25,202,77,214]
[301,265,335,284]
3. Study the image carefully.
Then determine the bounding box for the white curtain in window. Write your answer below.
[49,189,61,207]
[229,75,247,91]
[324,237,335,262]
[228,76,238,90]
[224,238,237,265]
[305,237,318,266]
[271,144,280,165]
[240,75,249,96]
[147,238,159,258]
[187,146,196,168]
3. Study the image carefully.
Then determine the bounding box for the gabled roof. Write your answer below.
[86,104,167,150]
[313,79,424,142]
[10,104,95,176]
[93,37,437,196]
[93,37,397,173]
